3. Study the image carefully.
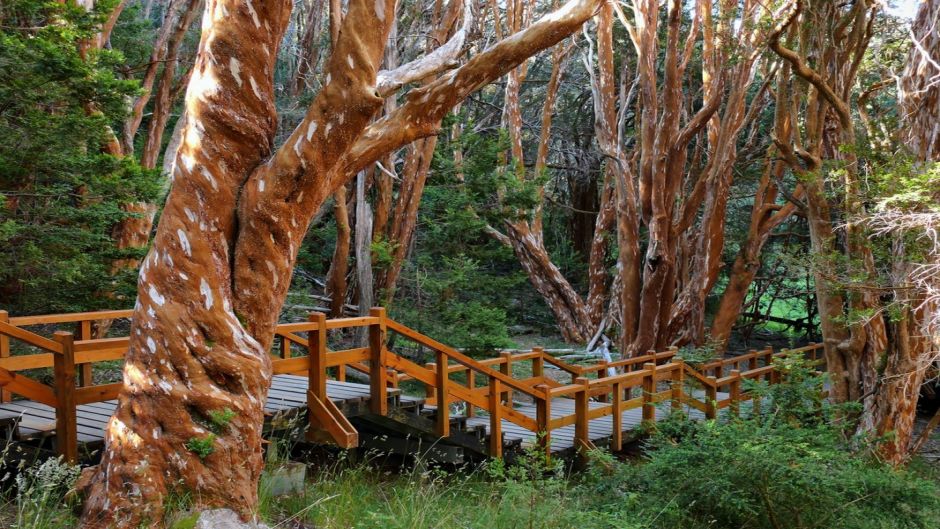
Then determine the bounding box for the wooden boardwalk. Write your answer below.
[0,308,824,462]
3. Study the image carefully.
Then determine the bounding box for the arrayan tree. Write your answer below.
[77,0,604,526]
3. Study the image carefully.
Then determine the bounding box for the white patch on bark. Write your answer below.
[108,418,143,448]
[188,68,221,102]
[181,153,195,171]
[146,336,157,354]
[148,285,165,306]
[306,121,318,140]
[265,260,278,288]
[245,0,261,28]
[296,191,304,203]
[374,0,386,21]
[347,54,355,68]
[324,122,332,137]
[200,278,214,309]
[177,229,192,256]
[258,179,265,192]
[228,57,242,88]
[184,207,197,222]
[249,76,261,99]
[293,137,303,156]
[201,166,219,191]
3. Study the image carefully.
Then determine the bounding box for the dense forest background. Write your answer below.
[1,0,839,349]
[2,1,940,527]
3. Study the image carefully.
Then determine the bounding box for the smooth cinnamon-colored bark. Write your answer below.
[79,1,603,525]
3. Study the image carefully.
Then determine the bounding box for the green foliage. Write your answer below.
[604,419,940,528]
[185,434,216,459]
[575,361,940,529]
[6,456,80,528]
[0,0,160,314]
[390,124,542,351]
[207,408,236,433]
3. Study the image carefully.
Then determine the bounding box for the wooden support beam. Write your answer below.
[671,362,684,411]
[489,375,502,458]
[465,367,475,418]
[535,384,551,460]
[307,312,327,434]
[705,376,718,419]
[306,390,358,448]
[500,352,513,407]
[611,380,622,452]
[531,347,544,381]
[77,320,93,389]
[729,370,741,417]
[642,362,656,422]
[369,307,389,415]
[0,310,9,403]
[53,331,77,463]
[436,349,449,438]
[424,363,437,401]
[574,377,590,454]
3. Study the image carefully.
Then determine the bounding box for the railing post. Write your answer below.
[500,352,513,407]
[424,362,437,401]
[729,370,741,418]
[535,384,551,459]
[53,331,78,463]
[0,310,10,403]
[488,375,502,458]
[671,362,684,411]
[770,350,782,385]
[465,368,475,418]
[307,312,328,440]
[280,335,291,359]
[308,313,327,400]
[531,347,544,381]
[705,376,718,420]
[596,361,609,402]
[435,350,449,437]
[611,380,623,452]
[748,349,758,372]
[368,307,388,415]
[574,377,590,456]
[642,362,656,422]
[76,319,93,388]
[763,346,774,369]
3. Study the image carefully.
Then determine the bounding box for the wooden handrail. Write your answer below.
[9,309,134,326]
[0,320,63,354]
[385,319,546,399]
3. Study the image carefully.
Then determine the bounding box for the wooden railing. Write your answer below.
[0,307,826,463]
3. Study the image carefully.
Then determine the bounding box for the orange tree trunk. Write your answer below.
[78,1,604,526]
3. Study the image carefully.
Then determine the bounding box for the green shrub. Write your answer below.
[185,435,216,459]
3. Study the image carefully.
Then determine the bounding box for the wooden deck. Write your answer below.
[0,308,825,463]
[0,375,409,451]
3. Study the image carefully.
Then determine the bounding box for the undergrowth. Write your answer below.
[2,361,939,528]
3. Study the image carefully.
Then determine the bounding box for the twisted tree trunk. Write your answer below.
[78,1,603,526]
